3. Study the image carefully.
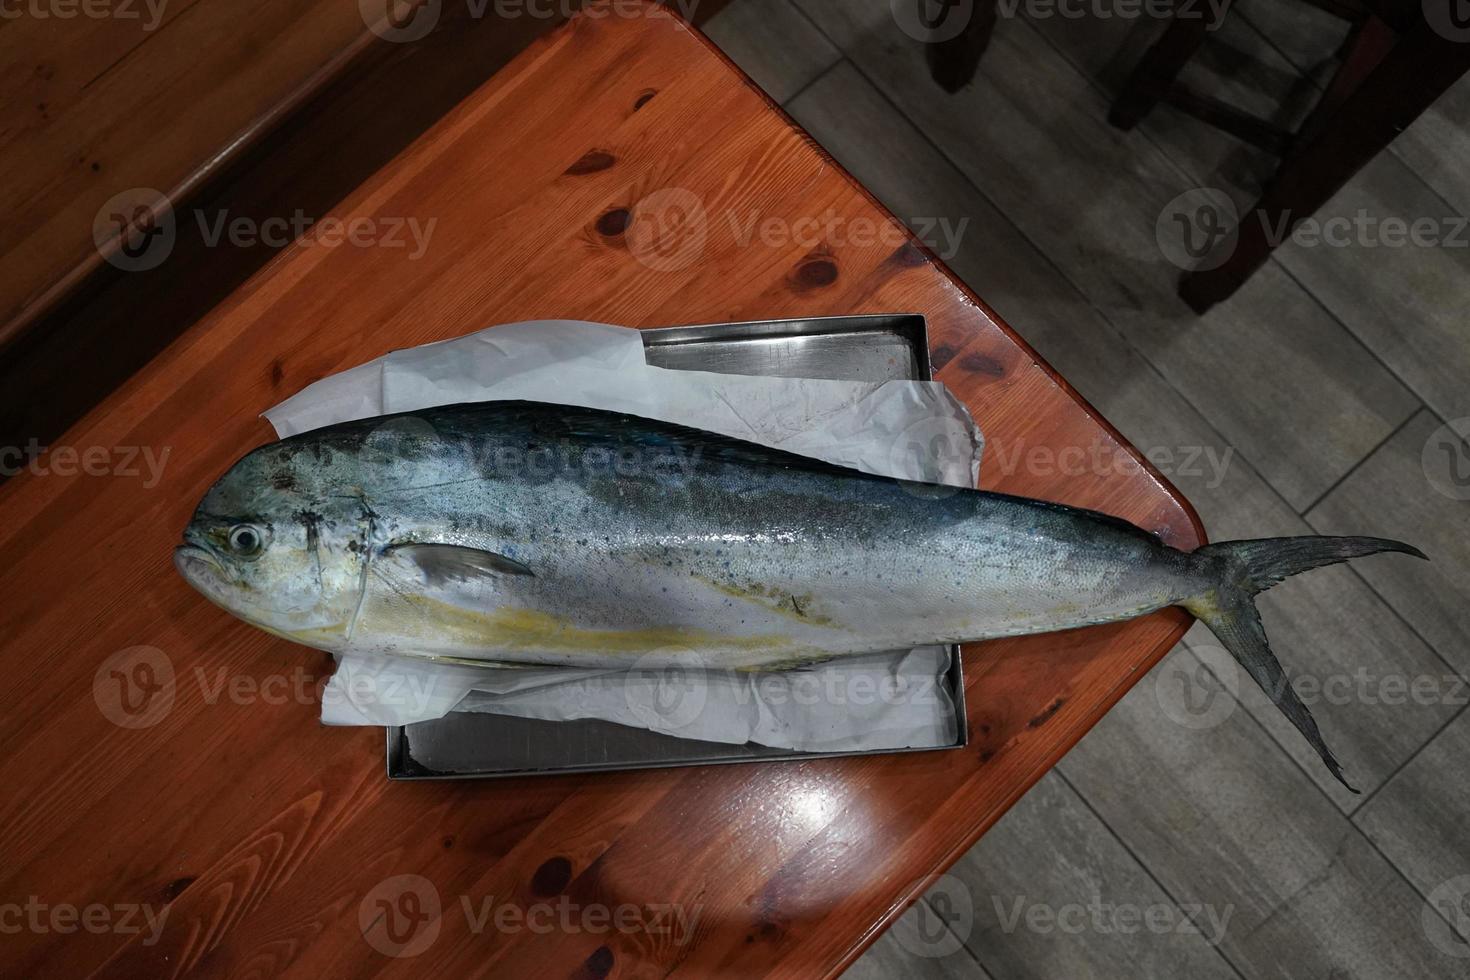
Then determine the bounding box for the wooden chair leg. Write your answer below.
[925,0,999,93]
[1179,26,1470,312]
[1290,16,1395,152]
[1109,8,1223,130]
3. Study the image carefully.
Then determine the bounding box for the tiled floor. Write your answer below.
[702,4,1470,978]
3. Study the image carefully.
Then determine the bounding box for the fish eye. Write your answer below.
[227,524,265,557]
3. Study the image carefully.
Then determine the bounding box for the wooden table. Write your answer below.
[0,4,1202,975]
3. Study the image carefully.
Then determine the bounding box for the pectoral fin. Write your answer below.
[382,543,534,586]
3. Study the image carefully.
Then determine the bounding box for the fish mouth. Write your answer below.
[173,544,224,583]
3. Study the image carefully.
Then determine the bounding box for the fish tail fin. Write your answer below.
[1183,536,1427,794]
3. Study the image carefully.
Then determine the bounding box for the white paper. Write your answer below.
[264,320,982,751]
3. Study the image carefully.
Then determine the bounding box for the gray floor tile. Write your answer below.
[1058,646,1467,979]
[1307,410,1470,675]
[702,0,840,104]
[1235,0,1349,86]
[797,10,1418,510]
[1040,13,1470,424]
[785,61,1103,349]
[1274,153,1470,424]
[1392,75,1470,225]
[1355,708,1470,918]
[950,770,1241,980]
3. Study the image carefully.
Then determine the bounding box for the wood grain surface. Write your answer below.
[0,4,1203,976]
[0,0,373,340]
[0,0,733,454]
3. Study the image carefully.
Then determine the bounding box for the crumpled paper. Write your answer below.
[263,320,982,751]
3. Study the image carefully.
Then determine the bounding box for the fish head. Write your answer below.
[175,436,369,650]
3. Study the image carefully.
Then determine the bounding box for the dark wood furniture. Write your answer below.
[0,0,732,462]
[0,5,1202,976]
[1113,1,1470,310]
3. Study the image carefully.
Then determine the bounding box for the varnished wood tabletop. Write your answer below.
[0,4,1203,976]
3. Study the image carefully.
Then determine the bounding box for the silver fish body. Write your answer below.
[176,400,1423,788]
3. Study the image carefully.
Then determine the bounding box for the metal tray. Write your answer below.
[387,314,967,779]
